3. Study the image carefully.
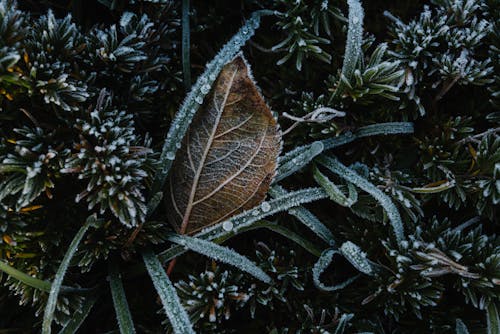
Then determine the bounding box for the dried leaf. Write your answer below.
[167,56,281,234]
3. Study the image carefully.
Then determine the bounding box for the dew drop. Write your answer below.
[260,202,271,212]
[166,151,175,160]
[222,220,234,231]
[195,96,203,104]
[352,16,359,24]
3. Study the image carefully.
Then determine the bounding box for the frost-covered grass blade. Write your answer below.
[142,249,194,334]
[331,0,364,101]
[109,261,136,334]
[167,234,271,283]
[312,248,359,292]
[42,217,96,334]
[269,185,334,245]
[275,122,413,182]
[339,241,374,276]
[158,187,328,263]
[316,155,405,245]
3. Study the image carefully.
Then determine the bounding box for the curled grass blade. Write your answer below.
[316,155,405,245]
[312,248,359,292]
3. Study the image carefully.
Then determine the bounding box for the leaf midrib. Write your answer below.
[179,68,239,234]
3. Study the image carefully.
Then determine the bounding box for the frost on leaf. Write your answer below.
[167,56,282,235]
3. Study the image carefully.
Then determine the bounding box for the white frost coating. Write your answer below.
[168,234,271,283]
[196,187,328,241]
[150,11,272,204]
[332,0,364,100]
[269,185,334,245]
[157,187,329,263]
[317,155,406,245]
[142,250,194,334]
[312,248,359,292]
[275,141,324,183]
[313,166,357,207]
[340,241,374,275]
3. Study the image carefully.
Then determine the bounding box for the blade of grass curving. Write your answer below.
[487,302,499,334]
[109,260,136,334]
[58,294,99,334]
[312,248,360,292]
[167,234,271,283]
[181,0,191,90]
[150,10,274,207]
[330,0,364,102]
[42,217,95,334]
[157,187,328,263]
[455,319,470,334]
[142,249,194,334]
[269,185,334,245]
[275,122,413,182]
[316,155,405,245]
[339,241,374,276]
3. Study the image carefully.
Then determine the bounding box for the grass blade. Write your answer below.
[167,234,271,283]
[0,260,95,294]
[142,249,194,334]
[322,122,414,150]
[275,141,324,183]
[42,217,95,334]
[487,302,499,334]
[269,185,334,245]
[109,260,136,334]
[275,122,414,182]
[0,260,53,292]
[340,241,373,276]
[312,248,359,291]
[455,319,470,334]
[331,0,364,101]
[181,0,191,90]
[317,155,405,245]
[158,187,328,263]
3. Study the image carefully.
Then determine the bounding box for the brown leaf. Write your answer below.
[166,56,281,235]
